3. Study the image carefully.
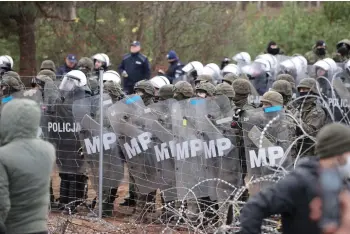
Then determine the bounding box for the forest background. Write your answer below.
[0,1,348,79]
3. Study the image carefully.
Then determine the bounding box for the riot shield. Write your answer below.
[72,94,124,194]
[171,96,235,201]
[196,95,242,201]
[242,107,294,196]
[241,62,270,96]
[107,95,160,194]
[279,55,308,85]
[143,99,177,201]
[326,71,350,124]
[45,84,88,175]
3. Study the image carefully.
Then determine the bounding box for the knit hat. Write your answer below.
[167,50,178,60]
[316,123,350,158]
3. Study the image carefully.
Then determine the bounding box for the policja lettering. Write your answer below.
[48,122,81,132]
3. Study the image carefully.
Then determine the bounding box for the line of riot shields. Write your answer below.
[16,77,296,205]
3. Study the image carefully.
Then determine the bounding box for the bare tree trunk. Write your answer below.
[16,14,36,84]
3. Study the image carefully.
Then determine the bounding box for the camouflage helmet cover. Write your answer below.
[134,80,155,96]
[195,82,216,96]
[215,82,235,98]
[158,84,174,100]
[173,81,194,98]
[1,76,23,91]
[276,73,296,90]
[222,73,239,85]
[195,74,213,85]
[297,77,319,94]
[271,80,293,96]
[77,57,94,72]
[104,80,124,99]
[232,78,251,95]
[260,90,283,106]
[4,71,21,82]
[37,69,56,81]
[40,60,56,72]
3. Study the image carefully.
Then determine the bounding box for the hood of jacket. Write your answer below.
[0,98,41,145]
[294,156,319,176]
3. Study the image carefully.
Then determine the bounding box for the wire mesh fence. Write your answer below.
[4,68,350,233]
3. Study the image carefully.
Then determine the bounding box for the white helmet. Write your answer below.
[59,70,87,91]
[103,70,121,84]
[182,61,204,75]
[92,53,110,67]
[314,58,338,78]
[0,55,14,69]
[255,54,278,71]
[222,64,241,77]
[150,76,170,89]
[202,63,222,83]
[232,52,251,64]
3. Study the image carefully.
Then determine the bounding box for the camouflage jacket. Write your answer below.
[304,50,330,65]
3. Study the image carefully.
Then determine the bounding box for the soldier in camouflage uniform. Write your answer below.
[271,80,293,109]
[119,80,155,208]
[304,40,330,65]
[215,82,236,108]
[293,78,327,156]
[37,69,56,81]
[94,81,125,216]
[158,84,174,101]
[276,74,296,92]
[77,57,99,96]
[0,72,24,99]
[195,82,216,98]
[173,81,194,101]
[133,80,155,106]
[332,39,350,63]
[231,78,256,200]
[40,60,56,73]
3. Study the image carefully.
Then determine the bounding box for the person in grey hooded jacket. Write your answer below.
[0,99,56,234]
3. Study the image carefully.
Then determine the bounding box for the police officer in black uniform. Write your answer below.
[158,50,184,84]
[118,41,151,94]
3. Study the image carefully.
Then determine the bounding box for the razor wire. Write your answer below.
[11,70,350,234]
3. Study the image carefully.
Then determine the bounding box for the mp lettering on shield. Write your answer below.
[249,146,284,168]
[123,132,232,162]
[84,132,117,154]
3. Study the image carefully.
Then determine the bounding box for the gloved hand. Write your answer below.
[122,70,128,78]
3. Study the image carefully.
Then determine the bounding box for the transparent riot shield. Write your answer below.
[279,55,308,85]
[242,107,294,196]
[194,95,242,201]
[143,99,177,202]
[45,83,88,175]
[72,93,124,195]
[107,95,160,194]
[242,62,270,96]
[326,71,350,124]
[171,98,210,200]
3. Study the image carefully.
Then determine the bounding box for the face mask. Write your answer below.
[267,47,280,55]
[299,91,309,97]
[338,46,349,57]
[338,157,350,179]
[316,48,326,56]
